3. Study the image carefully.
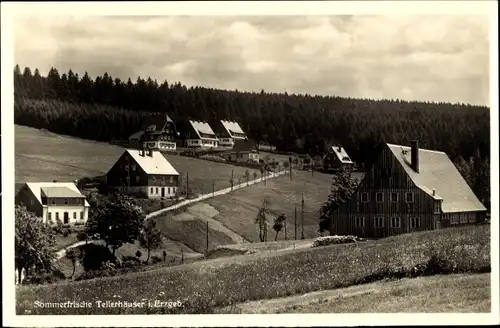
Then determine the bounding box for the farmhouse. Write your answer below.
[185,120,219,148]
[105,148,180,199]
[323,146,355,172]
[329,141,487,238]
[15,181,90,226]
[221,139,259,163]
[128,114,179,151]
[212,120,248,148]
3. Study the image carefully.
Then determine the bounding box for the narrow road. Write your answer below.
[55,170,290,261]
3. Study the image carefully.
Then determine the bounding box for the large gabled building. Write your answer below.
[184,120,219,148]
[212,120,248,148]
[129,114,179,151]
[106,148,180,199]
[15,181,90,226]
[329,141,487,238]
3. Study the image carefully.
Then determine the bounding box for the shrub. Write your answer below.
[76,231,87,241]
[80,244,116,272]
[151,255,162,264]
[312,235,362,247]
[23,268,66,285]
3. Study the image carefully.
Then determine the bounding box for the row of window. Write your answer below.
[150,186,176,195]
[123,172,176,184]
[48,211,84,224]
[361,191,415,203]
[354,216,421,229]
[451,213,475,224]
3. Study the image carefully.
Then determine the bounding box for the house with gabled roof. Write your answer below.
[211,120,248,148]
[329,140,487,239]
[185,120,219,149]
[106,148,180,199]
[220,139,259,163]
[323,146,355,172]
[15,181,90,226]
[129,114,179,151]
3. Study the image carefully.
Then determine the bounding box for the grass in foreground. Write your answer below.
[216,273,491,313]
[16,225,490,314]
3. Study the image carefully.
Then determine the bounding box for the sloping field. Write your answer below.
[217,273,491,313]
[205,170,362,242]
[16,225,490,314]
[152,169,360,253]
[15,125,260,194]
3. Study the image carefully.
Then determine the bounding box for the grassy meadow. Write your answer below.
[217,273,491,313]
[14,125,261,195]
[16,225,490,314]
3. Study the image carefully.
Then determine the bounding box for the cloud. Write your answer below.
[14,15,490,105]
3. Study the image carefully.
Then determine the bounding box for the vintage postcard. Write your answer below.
[2,1,499,327]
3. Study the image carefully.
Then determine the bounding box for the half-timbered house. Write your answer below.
[330,141,487,238]
[128,114,179,151]
[185,120,219,148]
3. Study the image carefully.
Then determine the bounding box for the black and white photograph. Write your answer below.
[2,1,499,326]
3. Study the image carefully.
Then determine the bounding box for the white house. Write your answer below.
[185,120,219,148]
[15,181,90,226]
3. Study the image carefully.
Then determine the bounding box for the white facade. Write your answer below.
[43,205,89,226]
[187,139,219,148]
[144,140,176,151]
[116,185,177,199]
[218,138,234,148]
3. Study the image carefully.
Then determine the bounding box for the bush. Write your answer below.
[80,244,116,272]
[62,229,70,237]
[312,235,363,247]
[23,268,66,285]
[151,255,163,264]
[76,231,87,241]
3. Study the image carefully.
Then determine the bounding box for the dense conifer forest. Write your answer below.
[13,65,491,208]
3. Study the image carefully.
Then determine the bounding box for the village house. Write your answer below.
[211,120,248,148]
[128,114,179,151]
[221,139,259,163]
[15,181,90,226]
[184,120,219,148]
[329,140,487,239]
[323,146,355,172]
[105,148,180,199]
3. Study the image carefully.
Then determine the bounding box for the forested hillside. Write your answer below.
[13,64,490,203]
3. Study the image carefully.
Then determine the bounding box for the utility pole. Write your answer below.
[294,207,297,240]
[212,178,215,197]
[301,193,305,239]
[186,171,189,198]
[231,169,234,191]
[289,156,292,181]
[284,218,287,240]
[206,221,209,256]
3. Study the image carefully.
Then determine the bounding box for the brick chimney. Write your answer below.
[147,149,153,157]
[338,146,342,152]
[411,140,419,173]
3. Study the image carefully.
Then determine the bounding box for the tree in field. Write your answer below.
[253,171,258,181]
[273,213,287,241]
[255,197,271,242]
[245,169,250,185]
[139,219,162,264]
[65,247,81,278]
[95,196,145,256]
[15,206,57,284]
[318,169,360,235]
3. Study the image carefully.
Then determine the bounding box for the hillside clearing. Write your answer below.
[16,225,490,314]
[216,273,491,313]
[14,124,261,195]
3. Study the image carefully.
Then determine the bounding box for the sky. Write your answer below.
[13,15,491,106]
